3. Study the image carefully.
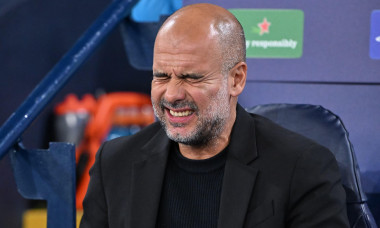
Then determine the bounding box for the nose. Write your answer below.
[164,78,186,103]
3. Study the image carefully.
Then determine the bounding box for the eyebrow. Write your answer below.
[178,73,204,80]
[153,72,170,77]
[153,72,204,80]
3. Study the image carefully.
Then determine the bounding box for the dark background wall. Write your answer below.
[0,0,379,227]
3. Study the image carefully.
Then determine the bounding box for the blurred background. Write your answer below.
[0,0,379,227]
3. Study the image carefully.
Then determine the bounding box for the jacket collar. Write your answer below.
[129,104,259,227]
[139,103,258,163]
[217,104,260,228]
[129,128,171,227]
[227,104,258,164]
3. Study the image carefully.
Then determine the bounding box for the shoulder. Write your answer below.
[247,112,337,174]
[232,105,332,164]
[241,110,348,226]
[98,121,165,163]
[252,112,327,156]
[248,111,342,195]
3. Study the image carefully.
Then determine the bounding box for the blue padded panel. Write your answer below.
[10,142,76,228]
[120,16,169,70]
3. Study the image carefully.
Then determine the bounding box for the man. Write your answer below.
[80,3,349,227]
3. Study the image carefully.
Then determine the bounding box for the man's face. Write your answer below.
[151,31,232,146]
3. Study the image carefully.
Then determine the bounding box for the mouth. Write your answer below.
[169,109,194,117]
[158,99,198,124]
[164,107,195,124]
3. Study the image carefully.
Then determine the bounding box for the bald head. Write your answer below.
[155,3,246,75]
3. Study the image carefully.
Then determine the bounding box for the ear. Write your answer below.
[228,62,247,97]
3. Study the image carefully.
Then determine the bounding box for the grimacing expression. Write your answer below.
[152,78,230,146]
[151,27,233,146]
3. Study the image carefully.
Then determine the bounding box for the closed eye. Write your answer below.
[153,72,171,80]
[179,73,204,82]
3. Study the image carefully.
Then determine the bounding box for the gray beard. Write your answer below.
[152,80,230,147]
[158,111,225,147]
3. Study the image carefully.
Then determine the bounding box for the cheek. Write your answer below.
[191,88,218,107]
[151,84,164,101]
[150,87,163,116]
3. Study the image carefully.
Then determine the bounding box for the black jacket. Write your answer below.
[80,104,349,228]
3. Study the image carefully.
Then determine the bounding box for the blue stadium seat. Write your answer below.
[247,104,378,228]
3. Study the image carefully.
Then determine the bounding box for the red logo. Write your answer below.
[258,18,271,35]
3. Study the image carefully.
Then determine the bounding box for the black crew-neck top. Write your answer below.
[156,143,227,228]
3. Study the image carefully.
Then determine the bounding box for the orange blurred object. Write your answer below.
[55,94,97,115]
[75,92,154,209]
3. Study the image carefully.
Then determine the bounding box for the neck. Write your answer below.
[178,108,236,160]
